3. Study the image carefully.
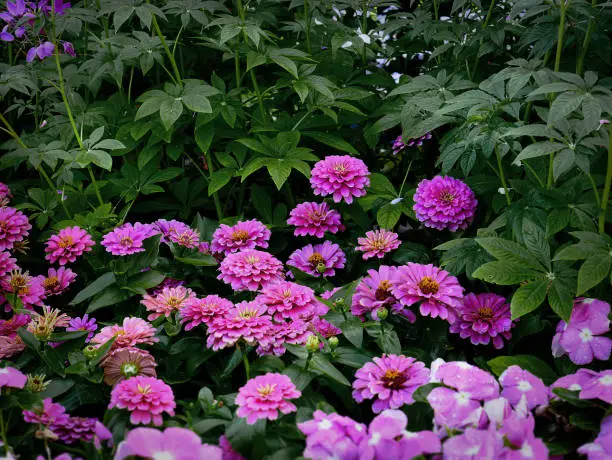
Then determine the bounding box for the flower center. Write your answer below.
[43,277,59,290]
[308,253,325,266]
[166,296,183,308]
[239,309,257,319]
[374,280,392,301]
[439,190,455,203]
[120,236,133,247]
[308,210,325,222]
[137,384,151,394]
[478,307,494,319]
[121,363,140,377]
[579,328,593,342]
[381,369,407,390]
[454,391,472,406]
[257,383,276,396]
[283,289,293,298]
[152,451,175,460]
[10,274,28,291]
[177,233,196,245]
[58,236,74,248]
[417,276,439,295]
[600,375,612,385]
[517,380,532,392]
[231,230,249,241]
[333,163,347,173]
[245,255,259,264]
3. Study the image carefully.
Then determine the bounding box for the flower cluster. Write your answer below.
[154,219,200,248]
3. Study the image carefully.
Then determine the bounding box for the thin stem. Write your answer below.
[587,173,601,207]
[304,352,313,371]
[523,160,546,188]
[304,0,312,54]
[283,182,296,208]
[554,0,569,72]
[496,147,512,205]
[433,0,439,20]
[184,150,223,220]
[547,151,555,189]
[598,123,612,234]
[242,351,251,380]
[0,411,9,455]
[119,196,137,225]
[147,0,182,85]
[127,67,134,102]
[234,50,241,89]
[397,160,413,197]
[576,0,597,75]
[471,0,497,79]
[291,110,312,131]
[361,0,368,65]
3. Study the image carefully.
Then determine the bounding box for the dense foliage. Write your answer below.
[1,0,612,458]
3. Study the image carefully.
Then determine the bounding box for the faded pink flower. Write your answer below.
[287,241,346,277]
[287,202,344,238]
[45,226,94,265]
[256,319,312,356]
[101,223,158,256]
[0,366,27,389]
[310,155,370,204]
[218,250,284,291]
[43,267,77,296]
[179,295,233,330]
[206,301,272,351]
[256,280,326,321]
[0,206,31,250]
[0,251,17,277]
[355,229,400,260]
[141,286,194,321]
[236,373,301,424]
[0,334,25,359]
[154,219,200,248]
[91,317,158,350]
[211,219,271,255]
[109,376,175,426]
[102,348,157,386]
[0,313,31,336]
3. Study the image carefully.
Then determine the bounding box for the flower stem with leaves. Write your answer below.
[599,123,612,234]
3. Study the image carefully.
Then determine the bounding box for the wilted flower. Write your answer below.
[27,306,71,340]
[236,373,301,424]
[310,155,370,204]
[102,348,157,386]
[287,202,344,238]
[287,241,346,277]
[355,229,400,260]
[26,373,50,393]
[101,223,158,256]
[0,206,31,251]
[154,219,200,248]
[45,226,95,265]
[211,219,271,255]
[26,41,55,62]
[0,313,31,335]
[1,269,46,308]
[109,376,175,426]
[218,250,284,291]
[0,334,25,359]
[43,267,77,296]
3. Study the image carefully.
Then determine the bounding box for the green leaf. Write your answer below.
[514,142,565,165]
[552,388,594,408]
[269,53,298,78]
[136,96,165,120]
[577,253,612,294]
[87,150,113,170]
[48,331,88,342]
[283,364,314,391]
[309,354,350,386]
[70,273,116,305]
[377,203,402,229]
[113,6,134,31]
[40,379,75,399]
[510,279,549,319]
[209,168,234,195]
[487,355,557,385]
[472,261,540,285]
[339,316,363,348]
[182,90,212,113]
[89,337,116,367]
[332,347,371,368]
[126,270,165,291]
[266,160,292,190]
[17,328,40,352]
[195,124,214,154]
[160,98,183,130]
[175,253,218,266]
[302,132,359,155]
[549,92,585,124]
[548,279,575,322]
[377,329,401,354]
[368,173,397,197]
[521,219,551,270]
[475,238,545,271]
[87,286,130,313]
[192,419,229,435]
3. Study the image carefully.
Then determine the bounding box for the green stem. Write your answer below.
[292,110,312,131]
[184,150,223,220]
[587,173,601,207]
[234,50,241,89]
[304,352,313,371]
[523,160,546,188]
[554,0,569,72]
[397,160,413,197]
[304,0,312,54]
[471,0,497,79]
[242,351,251,380]
[433,0,439,20]
[576,0,597,75]
[547,151,555,189]
[284,182,296,208]
[249,71,267,122]
[496,147,512,205]
[147,0,182,86]
[598,123,612,234]
[361,0,368,65]
[0,411,9,455]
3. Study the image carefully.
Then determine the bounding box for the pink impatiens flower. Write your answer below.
[211,219,271,256]
[109,376,176,426]
[45,226,94,265]
[235,372,301,424]
[101,223,158,256]
[550,368,598,397]
[499,365,549,410]
[206,301,272,351]
[91,317,158,350]
[355,229,400,260]
[310,155,370,204]
[179,295,233,330]
[287,202,344,238]
[0,206,31,250]
[43,266,77,296]
[578,415,612,459]
[218,250,284,291]
[442,427,505,459]
[0,366,27,389]
[287,241,346,277]
[352,354,430,413]
[256,280,326,321]
[430,359,500,401]
[141,286,194,321]
[580,370,612,404]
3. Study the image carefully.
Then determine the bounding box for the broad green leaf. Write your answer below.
[514,142,565,165]
[94,139,125,150]
[339,316,363,348]
[135,96,165,120]
[473,261,541,285]
[160,98,183,130]
[266,160,292,190]
[332,347,371,368]
[377,203,402,229]
[488,355,557,385]
[549,93,585,124]
[368,173,397,197]
[126,270,165,291]
[283,364,314,391]
[182,91,212,113]
[521,219,551,270]
[269,54,298,78]
[377,329,401,354]
[548,279,575,322]
[510,279,548,319]
[175,253,218,266]
[209,168,234,195]
[309,354,350,386]
[475,238,545,271]
[87,150,113,170]
[87,286,130,313]
[528,82,578,96]
[70,273,116,305]
[302,132,359,156]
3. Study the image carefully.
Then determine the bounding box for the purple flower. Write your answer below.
[287,202,344,238]
[580,370,612,404]
[101,223,158,256]
[298,409,367,459]
[578,415,612,459]
[550,369,598,397]
[26,41,55,62]
[62,41,75,57]
[499,365,549,410]
[427,387,484,431]
[67,314,98,342]
[442,427,505,459]
[430,359,500,401]
[1,25,14,41]
[287,241,346,277]
[211,219,270,256]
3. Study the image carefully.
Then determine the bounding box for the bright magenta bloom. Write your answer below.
[391,263,463,322]
[218,249,284,291]
[1,269,46,308]
[355,229,400,260]
[312,316,341,338]
[109,376,175,426]
[287,241,346,277]
[0,251,17,277]
[43,267,77,296]
[206,301,272,351]
[211,219,271,255]
[413,175,477,231]
[179,295,233,330]
[45,226,94,265]
[310,155,370,204]
[256,280,326,321]
[0,182,11,204]
[236,373,301,424]
[23,398,69,426]
[287,202,344,238]
[101,223,157,256]
[91,317,158,350]
[141,286,194,321]
[352,354,430,413]
[0,206,31,250]
[66,314,97,342]
[0,313,30,336]
[52,417,99,444]
[154,219,200,248]
[256,319,312,356]
[0,366,27,389]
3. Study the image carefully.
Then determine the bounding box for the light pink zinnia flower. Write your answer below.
[256,319,312,356]
[413,175,477,231]
[0,206,31,251]
[211,219,271,255]
[91,317,158,350]
[356,229,400,260]
[206,301,272,351]
[0,334,25,359]
[236,372,301,424]
[256,280,326,321]
[287,202,344,238]
[109,376,175,426]
[141,286,194,321]
[43,267,77,296]
[287,241,346,277]
[310,155,370,204]
[45,226,94,265]
[179,295,233,330]
[0,366,27,389]
[352,354,430,413]
[218,250,284,291]
[391,263,463,323]
[101,223,158,256]
[0,251,17,277]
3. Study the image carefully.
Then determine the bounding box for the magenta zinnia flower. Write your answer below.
[0,313,30,336]
[43,267,77,296]
[449,293,513,349]
[52,416,99,444]
[179,295,233,330]
[0,366,27,389]
[45,226,94,265]
[0,206,31,250]
[218,249,284,291]
[0,183,11,203]
[154,219,200,248]
[109,376,175,426]
[256,319,312,356]
[356,229,400,260]
[141,286,194,321]
[256,280,326,321]
[287,241,346,277]
[66,314,97,342]
[91,317,158,350]
[391,263,463,322]
[287,202,344,238]
[499,365,549,410]
[1,269,46,308]
[23,398,69,426]
[0,251,17,277]
[101,222,157,256]
[310,155,370,204]
[206,301,272,351]
[236,372,301,424]
[211,219,271,255]
[312,316,341,338]
[413,175,477,231]
[352,354,430,413]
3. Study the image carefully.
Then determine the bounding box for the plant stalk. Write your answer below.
[304,0,312,54]
[576,0,597,76]
[0,411,10,455]
[496,147,512,205]
[147,0,182,85]
[471,0,497,79]
[184,150,223,220]
[598,123,612,234]
[242,351,251,380]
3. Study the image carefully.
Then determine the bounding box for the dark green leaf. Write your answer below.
[487,355,557,385]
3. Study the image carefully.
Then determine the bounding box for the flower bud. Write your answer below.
[328,336,339,348]
[375,307,388,321]
[26,374,49,393]
[305,335,320,353]
[316,263,327,274]
[83,344,98,359]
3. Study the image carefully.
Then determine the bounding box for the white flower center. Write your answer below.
[517,380,532,392]
[465,446,480,455]
[368,432,381,445]
[403,431,418,439]
[153,452,175,460]
[318,419,332,430]
[599,375,612,385]
[569,384,582,391]
[579,328,593,342]
[520,442,534,458]
[0,369,9,375]
[454,391,472,405]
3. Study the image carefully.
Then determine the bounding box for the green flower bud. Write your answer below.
[375,307,388,321]
[316,263,327,274]
[83,345,98,359]
[306,335,320,353]
[328,336,339,348]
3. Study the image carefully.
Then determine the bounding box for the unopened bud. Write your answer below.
[83,345,98,359]
[375,307,388,321]
[26,374,49,393]
[306,335,320,353]
[316,263,327,274]
[328,336,339,348]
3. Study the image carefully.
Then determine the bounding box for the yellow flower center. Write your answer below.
[246,255,259,264]
[166,296,182,308]
[58,236,74,248]
[308,253,325,266]
[333,163,347,173]
[440,191,455,203]
[478,307,494,319]
[43,277,59,290]
[137,384,151,395]
[418,276,439,295]
[375,280,393,301]
[120,236,133,247]
[257,384,276,396]
[231,230,249,241]
[381,369,407,390]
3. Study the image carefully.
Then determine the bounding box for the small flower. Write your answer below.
[256,280,326,321]
[430,359,500,401]
[43,267,77,296]
[23,398,69,427]
[356,229,400,260]
[91,317,158,351]
[218,250,284,291]
[102,348,157,386]
[66,314,97,342]
[0,206,31,251]
[352,354,430,413]
[153,219,200,248]
[27,306,71,340]
[45,226,95,265]
[26,373,50,393]
[141,286,194,321]
[0,251,17,277]
[0,366,27,389]
[442,427,505,458]
[211,219,271,256]
[287,202,344,238]
[298,409,367,459]
[0,334,25,359]
[206,301,272,351]
[101,223,158,256]
[179,295,233,330]
[287,241,346,278]
[109,376,175,426]
[578,415,612,459]
[1,269,46,308]
[0,183,11,202]
[499,365,549,410]
[580,370,612,404]
[26,41,55,62]
[310,155,370,204]
[61,41,75,57]
[413,175,477,231]
[235,373,301,424]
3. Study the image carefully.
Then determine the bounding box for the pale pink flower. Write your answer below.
[206,301,272,351]
[256,319,313,356]
[179,295,233,330]
[91,317,158,350]
[211,219,271,255]
[45,226,94,265]
[141,286,194,321]
[355,229,400,260]
[109,376,175,426]
[287,202,344,238]
[236,373,301,424]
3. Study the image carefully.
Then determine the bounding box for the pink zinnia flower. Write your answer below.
[287,241,346,277]
[256,319,312,356]
[0,313,30,336]
[149,277,184,295]
[352,354,430,413]
[66,314,97,342]
[206,301,272,351]
[115,427,222,460]
[0,182,11,203]
[321,287,341,300]
[499,365,549,410]
[23,398,69,426]
[235,372,301,424]
[391,263,464,322]
[0,366,27,389]
[218,250,284,291]
[256,280,326,321]
[1,269,46,308]
[287,202,344,238]
[580,370,612,404]
[179,295,233,330]
[449,293,514,349]
[52,416,99,444]
[211,219,271,255]
[109,376,175,426]
[101,223,157,256]
[91,317,158,350]
[298,409,367,459]
[141,286,194,321]
[45,226,94,265]
[355,229,400,260]
[0,206,31,250]
[0,334,25,359]
[154,219,200,248]
[0,251,17,277]
[310,155,370,204]
[219,435,245,460]
[413,175,477,231]
[43,267,77,296]
[312,316,341,338]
